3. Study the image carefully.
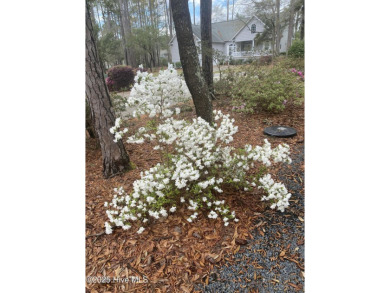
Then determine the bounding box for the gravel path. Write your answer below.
[198,145,305,293]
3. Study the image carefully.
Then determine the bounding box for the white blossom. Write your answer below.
[104,109,292,234]
[137,227,145,234]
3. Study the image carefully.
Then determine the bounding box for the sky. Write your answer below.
[188,0,254,25]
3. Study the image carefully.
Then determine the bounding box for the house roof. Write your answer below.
[169,16,263,44]
[192,17,251,42]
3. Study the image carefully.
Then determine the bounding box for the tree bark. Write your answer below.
[168,0,173,37]
[300,2,304,40]
[201,0,214,95]
[123,0,136,66]
[232,0,234,20]
[286,0,295,53]
[171,0,213,124]
[86,1,131,178]
[118,0,131,66]
[226,0,229,21]
[193,0,196,25]
[275,0,280,55]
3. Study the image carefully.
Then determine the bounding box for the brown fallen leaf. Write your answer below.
[205,255,217,264]
[179,283,193,293]
[288,282,299,289]
[235,238,248,245]
[279,250,286,257]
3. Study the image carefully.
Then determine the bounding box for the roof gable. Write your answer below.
[231,16,265,40]
[169,16,261,44]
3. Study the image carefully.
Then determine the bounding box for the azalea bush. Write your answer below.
[126,63,191,119]
[107,65,136,91]
[105,77,115,92]
[104,65,293,235]
[110,93,128,114]
[290,68,304,81]
[277,56,304,72]
[229,64,304,113]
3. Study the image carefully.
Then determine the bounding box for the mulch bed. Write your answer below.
[85,99,304,293]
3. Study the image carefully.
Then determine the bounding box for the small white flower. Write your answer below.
[137,227,145,234]
[105,222,112,234]
[170,206,177,213]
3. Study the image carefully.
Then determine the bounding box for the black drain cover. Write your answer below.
[264,126,297,138]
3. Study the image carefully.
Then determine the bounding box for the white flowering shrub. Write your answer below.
[105,110,292,234]
[127,64,191,119]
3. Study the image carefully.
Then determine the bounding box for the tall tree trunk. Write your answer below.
[275,0,280,55]
[168,0,173,37]
[193,0,196,25]
[171,0,213,124]
[295,10,300,33]
[86,1,131,178]
[107,10,113,33]
[226,0,229,21]
[231,0,234,20]
[286,0,295,54]
[201,0,213,95]
[164,0,172,63]
[300,3,304,40]
[118,0,130,66]
[123,0,136,66]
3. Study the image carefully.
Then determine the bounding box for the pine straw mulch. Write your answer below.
[86,99,304,293]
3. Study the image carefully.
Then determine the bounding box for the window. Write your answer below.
[228,43,236,55]
[251,24,256,34]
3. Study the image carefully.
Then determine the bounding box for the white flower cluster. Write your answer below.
[109,118,128,142]
[104,110,293,234]
[258,174,291,212]
[128,64,191,119]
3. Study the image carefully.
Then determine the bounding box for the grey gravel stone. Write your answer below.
[197,145,305,292]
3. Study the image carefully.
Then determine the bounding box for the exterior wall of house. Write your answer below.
[212,43,225,54]
[169,18,268,64]
[170,35,203,65]
[170,35,225,65]
[170,36,181,64]
[279,27,289,53]
[234,18,264,43]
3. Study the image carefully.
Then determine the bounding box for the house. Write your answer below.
[169,16,290,64]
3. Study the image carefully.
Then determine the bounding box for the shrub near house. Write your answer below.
[218,62,304,113]
[288,40,304,58]
[106,65,136,92]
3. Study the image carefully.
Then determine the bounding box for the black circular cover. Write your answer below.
[263,126,297,138]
